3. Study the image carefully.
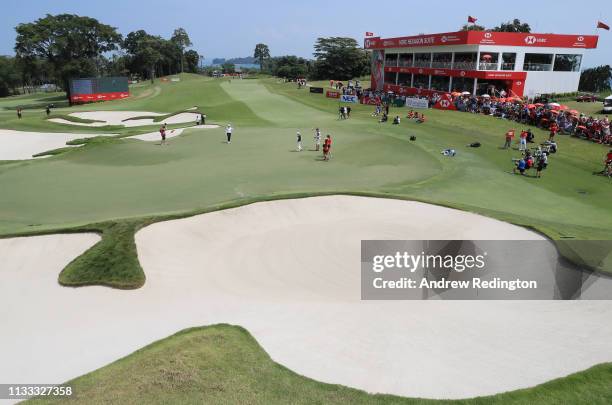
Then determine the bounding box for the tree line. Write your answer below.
[0,14,202,96]
[251,37,370,81]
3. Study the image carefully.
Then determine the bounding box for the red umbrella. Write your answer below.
[534,103,545,107]
[570,109,579,115]
[558,105,569,111]
[527,104,536,109]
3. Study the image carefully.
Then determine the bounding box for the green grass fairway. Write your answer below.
[25,324,612,405]
[1,73,612,286]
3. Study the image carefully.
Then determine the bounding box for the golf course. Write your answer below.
[2,73,612,404]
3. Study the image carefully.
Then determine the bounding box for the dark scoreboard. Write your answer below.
[69,77,130,103]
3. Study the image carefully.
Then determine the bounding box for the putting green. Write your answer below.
[1,73,612,280]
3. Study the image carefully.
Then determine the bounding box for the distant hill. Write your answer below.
[211,56,258,66]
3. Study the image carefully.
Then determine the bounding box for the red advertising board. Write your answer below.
[365,31,598,49]
[385,66,527,82]
[70,91,130,103]
[326,90,341,98]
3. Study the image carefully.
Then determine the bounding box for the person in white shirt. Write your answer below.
[226,124,233,143]
[314,128,321,151]
[296,130,302,151]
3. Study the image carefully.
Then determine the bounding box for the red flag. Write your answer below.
[468,16,478,23]
[365,32,374,37]
[597,21,610,30]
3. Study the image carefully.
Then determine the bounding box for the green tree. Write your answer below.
[184,50,201,73]
[311,37,369,80]
[14,14,122,91]
[579,65,612,93]
[170,28,192,72]
[460,24,486,31]
[253,43,270,71]
[493,19,531,33]
[269,56,311,79]
[0,56,21,97]
[222,63,235,74]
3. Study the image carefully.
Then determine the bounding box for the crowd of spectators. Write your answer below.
[452,95,611,145]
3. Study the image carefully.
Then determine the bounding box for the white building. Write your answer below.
[365,31,599,98]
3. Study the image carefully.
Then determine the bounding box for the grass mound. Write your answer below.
[25,324,612,404]
[58,221,145,289]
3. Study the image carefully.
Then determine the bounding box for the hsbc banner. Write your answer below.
[326,90,341,98]
[405,97,429,109]
[341,95,359,103]
[71,92,130,103]
[365,32,598,49]
[434,94,457,110]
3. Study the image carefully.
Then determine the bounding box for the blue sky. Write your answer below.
[1,0,610,67]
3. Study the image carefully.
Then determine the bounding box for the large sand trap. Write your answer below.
[1,196,612,401]
[49,111,201,127]
[0,129,112,160]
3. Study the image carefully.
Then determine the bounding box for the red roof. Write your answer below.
[364,31,598,49]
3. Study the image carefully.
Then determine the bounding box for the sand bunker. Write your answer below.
[127,125,219,141]
[0,129,113,160]
[49,111,201,128]
[1,196,612,400]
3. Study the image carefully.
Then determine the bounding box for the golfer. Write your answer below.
[226,124,233,144]
[503,129,515,149]
[314,128,321,151]
[159,124,167,145]
[519,129,528,151]
[296,130,302,152]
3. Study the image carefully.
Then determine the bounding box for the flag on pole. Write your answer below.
[365,32,374,37]
[597,21,610,30]
[468,16,478,23]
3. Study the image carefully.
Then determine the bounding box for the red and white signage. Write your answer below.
[433,93,457,110]
[71,92,130,103]
[326,90,341,98]
[365,31,598,49]
[385,66,527,82]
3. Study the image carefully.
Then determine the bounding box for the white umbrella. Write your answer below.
[461,91,471,95]
[481,94,491,98]
[547,102,560,107]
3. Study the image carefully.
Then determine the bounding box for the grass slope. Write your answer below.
[1,73,612,287]
[26,324,612,405]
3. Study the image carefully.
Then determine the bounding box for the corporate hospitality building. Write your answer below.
[365,31,599,98]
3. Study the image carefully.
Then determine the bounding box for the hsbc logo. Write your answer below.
[525,36,537,45]
[440,100,450,108]
[516,81,522,86]
[441,36,448,43]
[365,39,372,47]
[577,36,584,42]
[460,71,466,77]
[418,68,423,74]
[484,32,493,39]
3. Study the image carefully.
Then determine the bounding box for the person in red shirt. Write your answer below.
[519,129,528,151]
[549,122,559,141]
[504,130,515,149]
[323,135,332,161]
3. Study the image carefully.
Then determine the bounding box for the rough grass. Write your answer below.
[25,324,612,405]
[58,220,145,289]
